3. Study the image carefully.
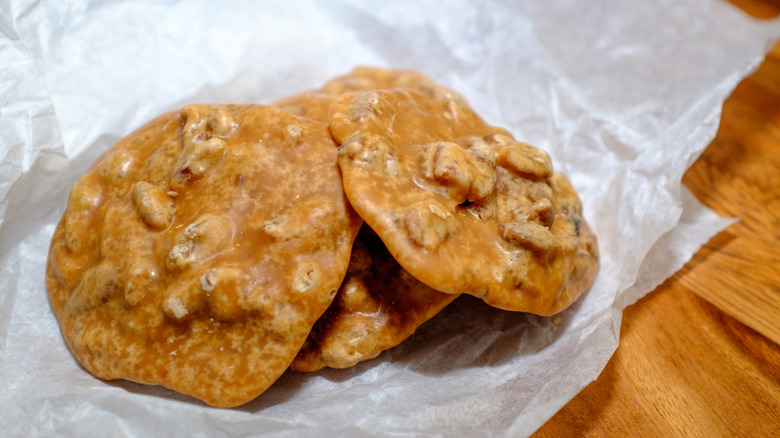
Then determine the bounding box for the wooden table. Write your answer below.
[534,1,780,436]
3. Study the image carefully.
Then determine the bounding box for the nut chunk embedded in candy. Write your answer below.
[46,104,361,408]
[131,181,174,230]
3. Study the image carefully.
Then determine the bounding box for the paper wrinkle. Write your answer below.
[1,0,779,436]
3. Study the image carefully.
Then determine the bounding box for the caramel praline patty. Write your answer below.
[46,104,362,407]
[330,88,599,316]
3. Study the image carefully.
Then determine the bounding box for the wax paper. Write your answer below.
[1,0,778,436]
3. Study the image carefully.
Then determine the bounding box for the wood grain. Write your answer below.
[536,283,780,437]
[534,0,780,435]
[682,49,780,345]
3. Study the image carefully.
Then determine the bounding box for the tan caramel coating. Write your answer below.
[291,224,457,372]
[273,66,464,124]
[46,104,362,407]
[273,90,334,124]
[330,89,599,315]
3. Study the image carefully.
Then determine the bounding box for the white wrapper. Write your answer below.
[1,0,777,436]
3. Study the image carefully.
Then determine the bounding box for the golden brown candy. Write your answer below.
[46,67,600,408]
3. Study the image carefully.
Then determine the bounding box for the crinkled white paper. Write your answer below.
[1,0,778,436]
